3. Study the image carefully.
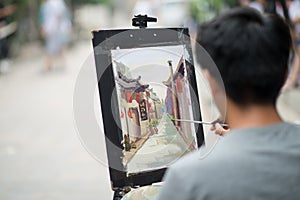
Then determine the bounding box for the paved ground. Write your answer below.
[0,41,113,200]
[0,4,129,199]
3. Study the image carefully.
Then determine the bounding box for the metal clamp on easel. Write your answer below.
[132,14,157,28]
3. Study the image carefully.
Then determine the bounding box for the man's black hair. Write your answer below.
[196,7,292,106]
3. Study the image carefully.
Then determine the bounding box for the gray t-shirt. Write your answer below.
[157,122,300,200]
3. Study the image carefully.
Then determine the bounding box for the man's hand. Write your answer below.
[210,118,230,136]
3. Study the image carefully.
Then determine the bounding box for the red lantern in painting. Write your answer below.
[135,92,142,104]
[128,109,133,118]
[125,90,133,103]
[147,101,152,109]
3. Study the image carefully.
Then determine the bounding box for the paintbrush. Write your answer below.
[172,118,228,127]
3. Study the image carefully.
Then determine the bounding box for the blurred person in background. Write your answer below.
[244,0,300,91]
[290,0,300,48]
[275,0,300,90]
[39,0,72,71]
[0,0,16,74]
[286,0,300,89]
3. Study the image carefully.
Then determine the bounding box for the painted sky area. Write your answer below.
[111,45,185,98]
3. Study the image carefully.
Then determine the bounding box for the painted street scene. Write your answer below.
[111,46,197,174]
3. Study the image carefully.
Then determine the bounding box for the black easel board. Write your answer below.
[92,28,204,190]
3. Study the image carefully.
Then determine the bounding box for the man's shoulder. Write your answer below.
[285,122,300,131]
[170,122,300,174]
[170,144,229,177]
[160,123,300,200]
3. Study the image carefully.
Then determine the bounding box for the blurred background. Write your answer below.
[0,0,299,199]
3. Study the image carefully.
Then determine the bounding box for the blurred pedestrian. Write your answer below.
[290,0,300,41]
[39,0,72,71]
[0,0,16,74]
[288,0,300,87]
[280,0,300,90]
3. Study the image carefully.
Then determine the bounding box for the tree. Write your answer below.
[190,0,238,23]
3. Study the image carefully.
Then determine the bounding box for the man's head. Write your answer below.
[196,8,291,110]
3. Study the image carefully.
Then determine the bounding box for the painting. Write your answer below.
[111,45,198,175]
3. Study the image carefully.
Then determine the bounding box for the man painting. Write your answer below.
[158,7,300,200]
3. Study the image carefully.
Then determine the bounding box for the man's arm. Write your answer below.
[157,166,193,200]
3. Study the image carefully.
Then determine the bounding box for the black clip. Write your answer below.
[132,14,157,28]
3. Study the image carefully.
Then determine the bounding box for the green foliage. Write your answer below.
[190,0,238,23]
[225,0,239,7]
[168,115,174,122]
[149,118,159,128]
[190,0,218,23]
